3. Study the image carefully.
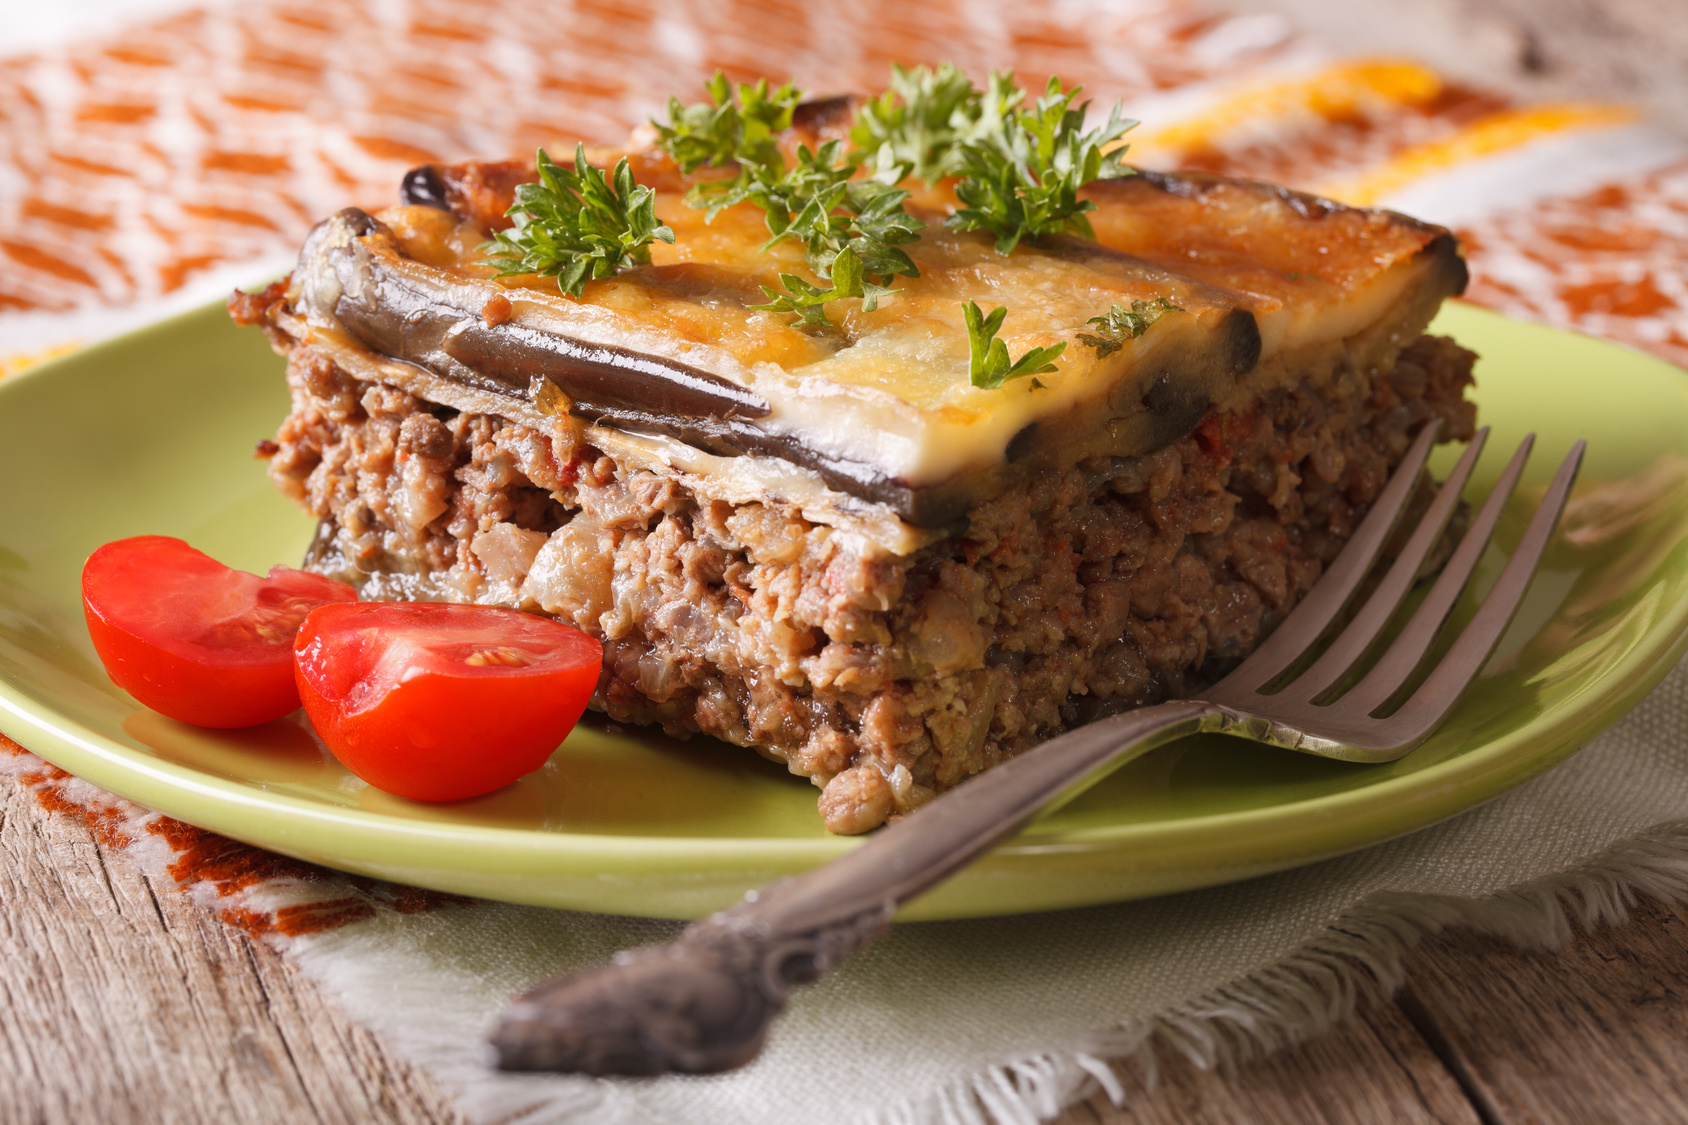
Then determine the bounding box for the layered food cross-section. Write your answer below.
[235,105,1476,833]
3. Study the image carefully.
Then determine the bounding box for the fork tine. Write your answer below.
[1216,421,1442,696]
[1333,432,1538,717]
[1362,440,1585,744]
[1282,427,1492,703]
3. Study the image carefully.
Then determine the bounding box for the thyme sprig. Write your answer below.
[1075,297,1185,356]
[481,145,674,297]
[948,73,1138,255]
[963,300,1066,389]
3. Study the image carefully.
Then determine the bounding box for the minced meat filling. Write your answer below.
[266,334,1476,834]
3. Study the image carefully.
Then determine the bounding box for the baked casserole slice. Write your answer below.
[233,96,1474,833]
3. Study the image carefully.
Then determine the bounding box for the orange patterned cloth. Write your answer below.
[0,0,1282,315]
[4,0,1685,364]
[1461,165,1688,363]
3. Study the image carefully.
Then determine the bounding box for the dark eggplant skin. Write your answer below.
[399,164,451,211]
[294,208,957,520]
[399,160,534,231]
[788,94,859,141]
[306,208,769,423]
[439,322,772,421]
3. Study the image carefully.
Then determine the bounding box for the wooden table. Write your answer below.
[9,748,1688,1124]
[8,1,1688,1121]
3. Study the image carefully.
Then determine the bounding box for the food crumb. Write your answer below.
[481,294,513,327]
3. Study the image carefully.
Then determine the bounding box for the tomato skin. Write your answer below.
[293,602,602,802]
[82,536,359,728]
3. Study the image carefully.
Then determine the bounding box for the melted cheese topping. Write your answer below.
[364,164,1450,489]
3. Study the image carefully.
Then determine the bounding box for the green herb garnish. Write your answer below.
[1075,297,1185,356]
[740,144,924,326]
[758,142,924,281]
[481,145,674,297]
[749,245,903,327]
[963,300,1066,389]
[657,75,925,326]
[948,73,1138,255]
[654,68,1148,339]
[849,63,986,185]
[654,72,802,176]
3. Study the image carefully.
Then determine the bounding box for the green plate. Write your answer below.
[2,301,1686,920]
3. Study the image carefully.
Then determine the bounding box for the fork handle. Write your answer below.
[491,699,1214,1075]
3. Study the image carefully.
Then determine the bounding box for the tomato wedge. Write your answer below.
[82,536,359,728]
[293,602,602,801]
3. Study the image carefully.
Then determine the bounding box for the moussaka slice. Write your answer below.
[234,125,1474,834]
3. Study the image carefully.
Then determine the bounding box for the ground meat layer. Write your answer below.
[263,333,1476,833]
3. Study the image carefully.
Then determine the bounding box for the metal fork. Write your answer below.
[491,424,1584,1077]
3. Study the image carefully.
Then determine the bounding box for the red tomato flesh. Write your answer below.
[82,535,358,728]
[293,602,602,802]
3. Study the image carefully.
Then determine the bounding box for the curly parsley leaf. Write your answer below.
[655,74,931,315]
[658,73,808,223]
[654,72,802,176]
[656,82,928,323]
[750,246,902,327]
[481,145,675,297]
[746,168,918,327]
[849,63,985,185]
[1075,297,1185,356]
[759,146,924,276]
[656,67,1144,329]
[963,300,1066,389]
[948,73,1138,255]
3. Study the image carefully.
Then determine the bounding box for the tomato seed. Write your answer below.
[465,646,530,668]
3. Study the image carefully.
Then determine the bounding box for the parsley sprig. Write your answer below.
[750,245,899,327]
[653,67,1148,370]
[948,73,1138,255]
[654,73,801,177]
[849,63,986,185]
[963,300,1066,389]
[1075,298,1184,356]
[481,145,674,297]
[754,142,924,281]
[657,75,925,326]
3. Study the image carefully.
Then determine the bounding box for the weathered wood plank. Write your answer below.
[1055,1001,1482,1125]
[0,777,460,1125]
[13,748,1688,1125]
[1401,895,1688,1125]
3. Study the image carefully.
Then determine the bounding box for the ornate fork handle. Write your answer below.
[492,700,1214,1074]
